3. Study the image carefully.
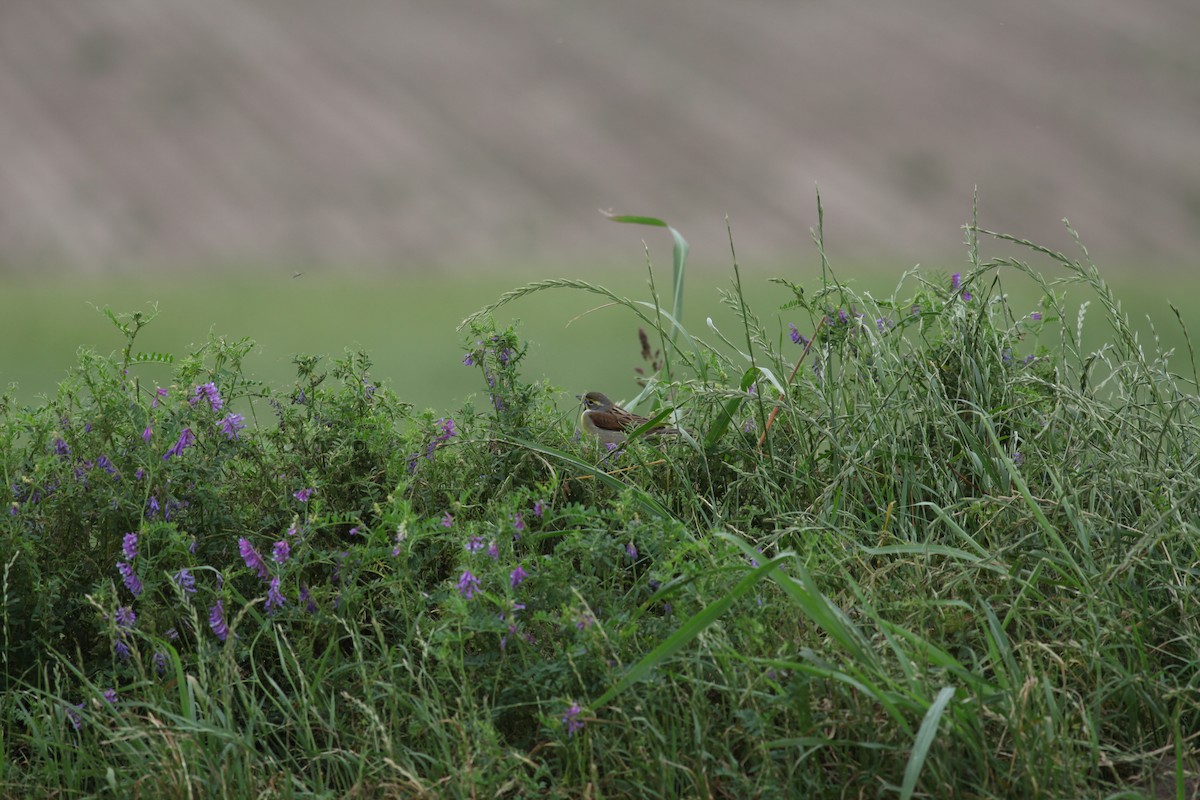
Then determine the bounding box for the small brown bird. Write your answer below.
[577,391,679,445]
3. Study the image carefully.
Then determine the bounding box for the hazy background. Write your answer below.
[3,0,1199,409]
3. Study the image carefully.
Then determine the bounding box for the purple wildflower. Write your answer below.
[134,467,145,481]
[533,500,545,518]
[174,568,197,594]
[218,413,246,440]
[153,651,168,676]
[189,537,198,554]
[54,438,70,457]
[1030,311,1042,321]
[122,532,139,561]
[789,322,802,344]
[293,487,314,503]
[626,542,638,560]
[116,561,142,597]
[456,570,481,600]
[147,496,160,518]
[66,703,83,731]
[299,584,318,614]
[209,601,228,641]
[512,512,525,532]
[951,272,961,290]
[272,540,291,564]
[265,577,286,615]
[487,540,499,560]
[1012,451,1024,466]
[509,564,528,588]
[238,538,270,580]
[152,387,168,409]
[466,535,486,553]
[190,382,224,412]
[115,606,137,629]
[462,352,475,367]
[114,640,131,661]
[163,428,195,460]
[103,688,119,705]
[561,703,585,737]
[962,290,972,302]
[441,511,454,528]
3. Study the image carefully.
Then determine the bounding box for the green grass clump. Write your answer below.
[1,203,1197,798]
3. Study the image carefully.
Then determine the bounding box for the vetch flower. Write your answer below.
[509,564,528,588]
[103,688,119,705]
[626,542,638,560]
[465,535,486,553]
[116,561,142,597]
[456,570,481,600]
[1030,311,1042,321]
[533,499,545,518]
[54,438,70,457]
[163,428,195,460]
[299,584,318,614]
[66,703,83,731]
[561,703,585,737]
[265,577,286,615]
[153,651,168,676]
[789,322,802,344]
[238,538,270,580]
[441,511,454,528]
[174,568,197,594]
[487,540,499,560]
[293,487,314,503]
[190,382,224,412]
[272,540,291,564]
[512,512,525,532]
[462,352,475,367]
[209,601,228,641]
[114,640,131,661]
[115,606,136,630]
[951,272,961,290]
[122,532,139,561]
[218,413,246,440]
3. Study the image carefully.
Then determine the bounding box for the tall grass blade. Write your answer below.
[900,686,956,800]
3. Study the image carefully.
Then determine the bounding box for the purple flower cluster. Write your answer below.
[122,532,139,561]
[293,487,314,503]
[272,540,291,564]
[219,413,246,440]
[209,600,228,642]
[190,382,224,412]
[265,577,286,615]
[456,570,481,600]
[163,428,195,460]
[116,530,143,597]
[174,568,197,594]
[561,703,585,737]
[238,538,270,581]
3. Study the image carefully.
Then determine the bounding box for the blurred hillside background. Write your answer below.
[2,0,1199,410]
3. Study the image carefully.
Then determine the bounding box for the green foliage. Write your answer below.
[2,207,1199,798]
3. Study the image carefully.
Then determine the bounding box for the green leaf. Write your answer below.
[592,555,789,709]
[900,686,956,800]
[703,368,757,450]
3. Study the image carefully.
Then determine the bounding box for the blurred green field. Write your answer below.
[3,260,1196,415]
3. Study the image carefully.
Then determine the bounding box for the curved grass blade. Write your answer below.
[605,212,688,347]
[591,555,790,709]
[703,368,757,450]
[900,686,956,800]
